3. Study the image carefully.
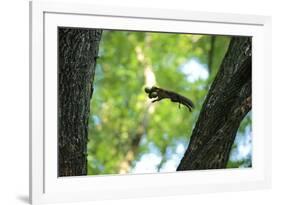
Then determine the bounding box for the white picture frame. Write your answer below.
[29,0,272,204]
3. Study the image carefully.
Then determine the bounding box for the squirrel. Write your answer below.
[144,86,194,112]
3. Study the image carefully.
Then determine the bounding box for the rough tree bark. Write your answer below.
[58,28,102,176]
[177,36,252,170]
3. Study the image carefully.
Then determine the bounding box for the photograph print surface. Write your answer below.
[58,27,252,177]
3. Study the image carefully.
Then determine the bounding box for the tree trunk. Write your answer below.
[177,36,252,171]
[58,28,102,176]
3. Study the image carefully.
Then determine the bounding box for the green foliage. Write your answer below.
[87,30,251,175]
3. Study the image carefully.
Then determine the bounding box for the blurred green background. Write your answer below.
[87,30,252,175]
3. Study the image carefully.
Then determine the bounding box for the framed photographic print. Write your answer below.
[29,0,272,204]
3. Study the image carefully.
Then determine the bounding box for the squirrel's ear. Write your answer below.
[151,86,158,91]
